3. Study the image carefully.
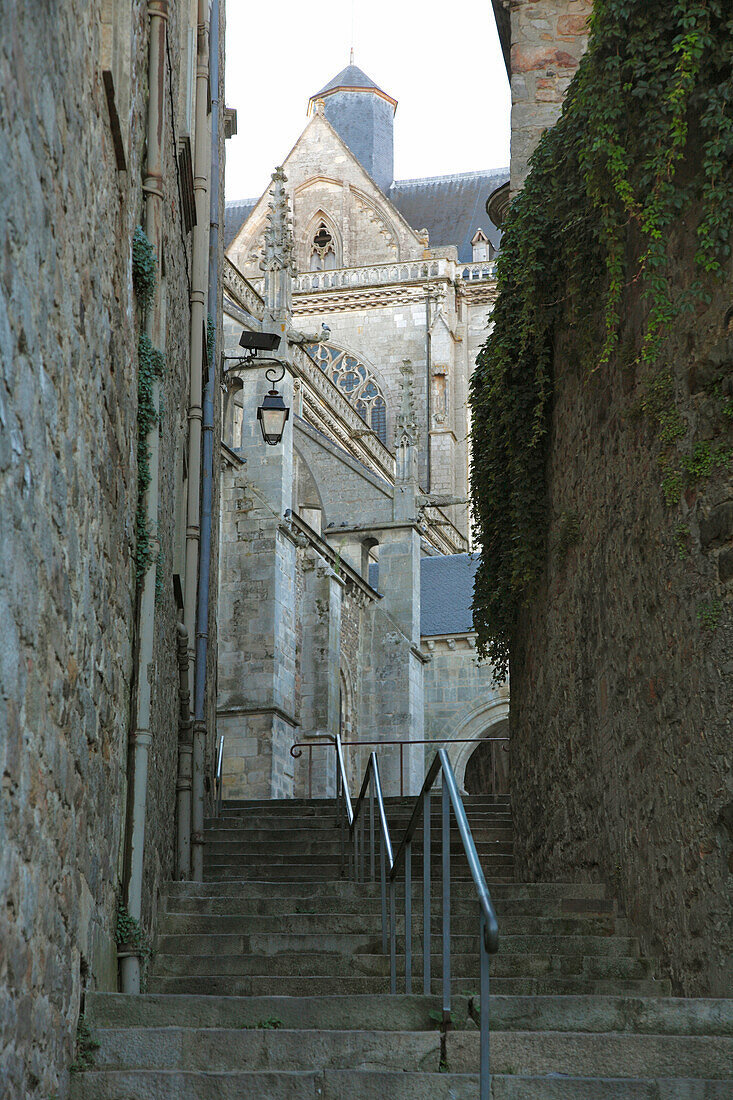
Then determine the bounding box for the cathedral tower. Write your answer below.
[308,60,397,192]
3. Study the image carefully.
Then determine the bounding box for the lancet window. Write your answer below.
[305,343,388,445]
[309,221,337,270]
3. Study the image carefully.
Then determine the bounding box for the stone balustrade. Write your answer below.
[246,255,496,296]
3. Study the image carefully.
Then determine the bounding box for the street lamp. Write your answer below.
[223,331,291,446]
[257,364,290,446]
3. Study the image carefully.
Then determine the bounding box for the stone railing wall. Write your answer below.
[247,256,496,297]
[458,260,498,281]
[223,255,264,317]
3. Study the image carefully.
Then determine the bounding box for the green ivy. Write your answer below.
[207,313,216,368]
[115,902,150,956]
[135,333,166,585]
[69,1016,99,1073]
[470,0,733,680]
[697,597,723,631]
[132,226,156,309]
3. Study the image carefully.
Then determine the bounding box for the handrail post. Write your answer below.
[338,764,345,876]
[399,743,404,797]
[370,785,375,882]
[442,778,451,1024]
[389,876,396,995]
[405,840,412,993]
[308,744,313,800]
[480,907,491,1100]
[380,816,388,954]
[423,789,431,994]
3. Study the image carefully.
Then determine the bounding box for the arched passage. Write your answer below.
[463,718,510,795]
[439,695,510,792]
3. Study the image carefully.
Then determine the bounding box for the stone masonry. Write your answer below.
[0,4,226,1097]
[510,258,733,998]
[493,0,592,191]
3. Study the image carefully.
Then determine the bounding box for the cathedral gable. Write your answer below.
[228,112,426,275]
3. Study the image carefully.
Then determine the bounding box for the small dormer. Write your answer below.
[471,227,492,262]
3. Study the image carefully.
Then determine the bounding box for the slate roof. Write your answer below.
[312,64,389,100]
[224,198,257,250]
[389,169,509,263]
[420,553,479,637]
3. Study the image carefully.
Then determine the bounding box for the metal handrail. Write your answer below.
[388,747,498,1099]
[215,734,224,817]
[290,735,510,798]
[330,737,499,1097]
[346,751,394,952]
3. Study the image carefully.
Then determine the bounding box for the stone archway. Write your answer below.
[463,718,510,795]
[440,695,510,792]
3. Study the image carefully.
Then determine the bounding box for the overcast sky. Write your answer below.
[224,0,511,202]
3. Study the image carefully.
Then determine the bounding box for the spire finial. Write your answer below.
[350,46,354,65]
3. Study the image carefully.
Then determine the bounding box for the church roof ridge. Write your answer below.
[391,167,509,188]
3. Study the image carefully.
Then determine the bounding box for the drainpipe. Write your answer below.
[175,623,192,878]
[425,284,432,493]
[191,0,220,880]
[185,0,212,880]
[121,0,168,995]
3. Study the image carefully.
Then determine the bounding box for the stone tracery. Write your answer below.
[305,342,388,445]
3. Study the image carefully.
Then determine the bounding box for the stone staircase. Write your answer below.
[73,795,733,1097]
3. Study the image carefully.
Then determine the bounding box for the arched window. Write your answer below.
[305,343,389,446]
[309,221,337,271]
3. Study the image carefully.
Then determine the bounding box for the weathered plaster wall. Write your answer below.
[508,0,592,191]
[510,271,733,997]
[0,4,223,1095]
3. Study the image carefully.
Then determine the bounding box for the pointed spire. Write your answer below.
[395,359,419,486]
[260,167,296,327]
[350,46,354,65]
[395,359,419,446]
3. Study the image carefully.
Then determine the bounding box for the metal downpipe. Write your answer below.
[192,0,221,874]
[185,0,212,880]
[121,0,169,995]
[175,622,192,878]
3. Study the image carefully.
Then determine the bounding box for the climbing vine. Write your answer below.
[135,332,166,584]
[132,226,156,308]
[115,902,150,956]
[470,0,733,680]
[131,224,166,586]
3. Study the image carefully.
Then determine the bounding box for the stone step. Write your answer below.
[204,834,514,853]
[158,913,624,938]
[218,796,512,808]
[82,1025,733,1078]
[86,992,733,1037]
[152,949,652,980]
[205,822,514,838]
[69,1068,733,1100]
[167,892,616,918]
[202,868,516,883]
[203,840,515,859]
[165,879,610,901]
[156,919,638,955]
[208,812,515,828]
[203,857,516,873]
[148,973,672,996]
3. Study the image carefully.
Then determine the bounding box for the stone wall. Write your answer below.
[422,636,509,789]
[510,269,733,997]
[507,0,592,191]
[0,4,224,1096]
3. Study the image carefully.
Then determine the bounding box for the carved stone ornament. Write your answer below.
[395,359,419,448]
[260,166,296,325]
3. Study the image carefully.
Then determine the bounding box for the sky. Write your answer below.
[224,0,511,202]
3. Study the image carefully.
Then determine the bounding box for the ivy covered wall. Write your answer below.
[471,0,733,994]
